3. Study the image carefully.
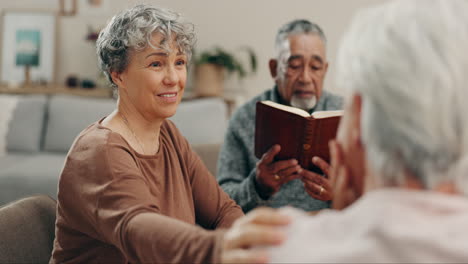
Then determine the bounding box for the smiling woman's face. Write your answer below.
[115,32,187,120]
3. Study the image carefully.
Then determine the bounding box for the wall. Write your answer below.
[0,0,388,100]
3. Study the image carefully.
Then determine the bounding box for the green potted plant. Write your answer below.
[193,46,257,97]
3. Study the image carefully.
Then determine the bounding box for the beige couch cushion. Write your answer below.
[170,98,227,145]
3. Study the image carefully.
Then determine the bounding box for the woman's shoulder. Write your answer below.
[160,119,184,140]
[62,122,139,182]
[70,121,132,157]
[160,119,191,153]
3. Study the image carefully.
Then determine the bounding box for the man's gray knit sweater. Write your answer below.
[217,87,343,212]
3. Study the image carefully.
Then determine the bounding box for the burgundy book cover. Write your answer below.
[254,101,341,171]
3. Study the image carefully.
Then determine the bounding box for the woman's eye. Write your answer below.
[176,60,186,66]
[149,61,161,67]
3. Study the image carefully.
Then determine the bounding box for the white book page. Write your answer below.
[262,101,343,119]
[311,110,343,119]
[261,100,310,117]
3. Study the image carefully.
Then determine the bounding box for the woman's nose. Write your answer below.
[163,65,178,86]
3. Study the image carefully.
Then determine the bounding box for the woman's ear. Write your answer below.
[110,71,124,89]
[351,94,363,147]
[347,93,367,196]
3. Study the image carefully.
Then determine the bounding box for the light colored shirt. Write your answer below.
[269,188,468,263]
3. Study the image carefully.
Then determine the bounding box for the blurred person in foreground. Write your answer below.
[217,19,342,213]
[50,4,289,263]
[264,0,468,262]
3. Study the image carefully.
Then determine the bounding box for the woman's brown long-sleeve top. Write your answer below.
[50,119,244,263]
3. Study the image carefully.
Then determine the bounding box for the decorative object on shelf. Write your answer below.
[0,11,57,86]
[81,79,96,89]
[65,75,96,89]
[65,75,79,87]
[83,25,110,89]
[193,47,257,97]
[85,25,100,42]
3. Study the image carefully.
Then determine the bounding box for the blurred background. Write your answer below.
[0,0,388,206]
[0,0,388,101]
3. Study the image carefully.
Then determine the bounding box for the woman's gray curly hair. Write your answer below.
[96,4,196,88]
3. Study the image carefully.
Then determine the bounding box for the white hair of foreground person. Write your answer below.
[336,0,468,194]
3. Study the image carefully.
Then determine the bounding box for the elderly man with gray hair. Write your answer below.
[259,0,468,262]
[218,19,343,213]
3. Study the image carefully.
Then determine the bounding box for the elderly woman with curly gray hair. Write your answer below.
[50,4,289,264]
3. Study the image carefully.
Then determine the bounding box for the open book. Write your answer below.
[254,100,343,171]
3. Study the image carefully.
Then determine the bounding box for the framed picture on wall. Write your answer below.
[0,10,57,85]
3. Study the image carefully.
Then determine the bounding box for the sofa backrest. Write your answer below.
[6,94,228,156]
[7,95,48,153]
[170,97,227,145]
[43,95,116,152]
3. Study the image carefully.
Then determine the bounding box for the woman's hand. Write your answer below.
[221,207,291,263]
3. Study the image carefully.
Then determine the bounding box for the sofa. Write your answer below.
[0,94,228,206]
[0,195,56,263]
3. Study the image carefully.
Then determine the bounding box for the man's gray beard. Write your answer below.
[290,94,317,111]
